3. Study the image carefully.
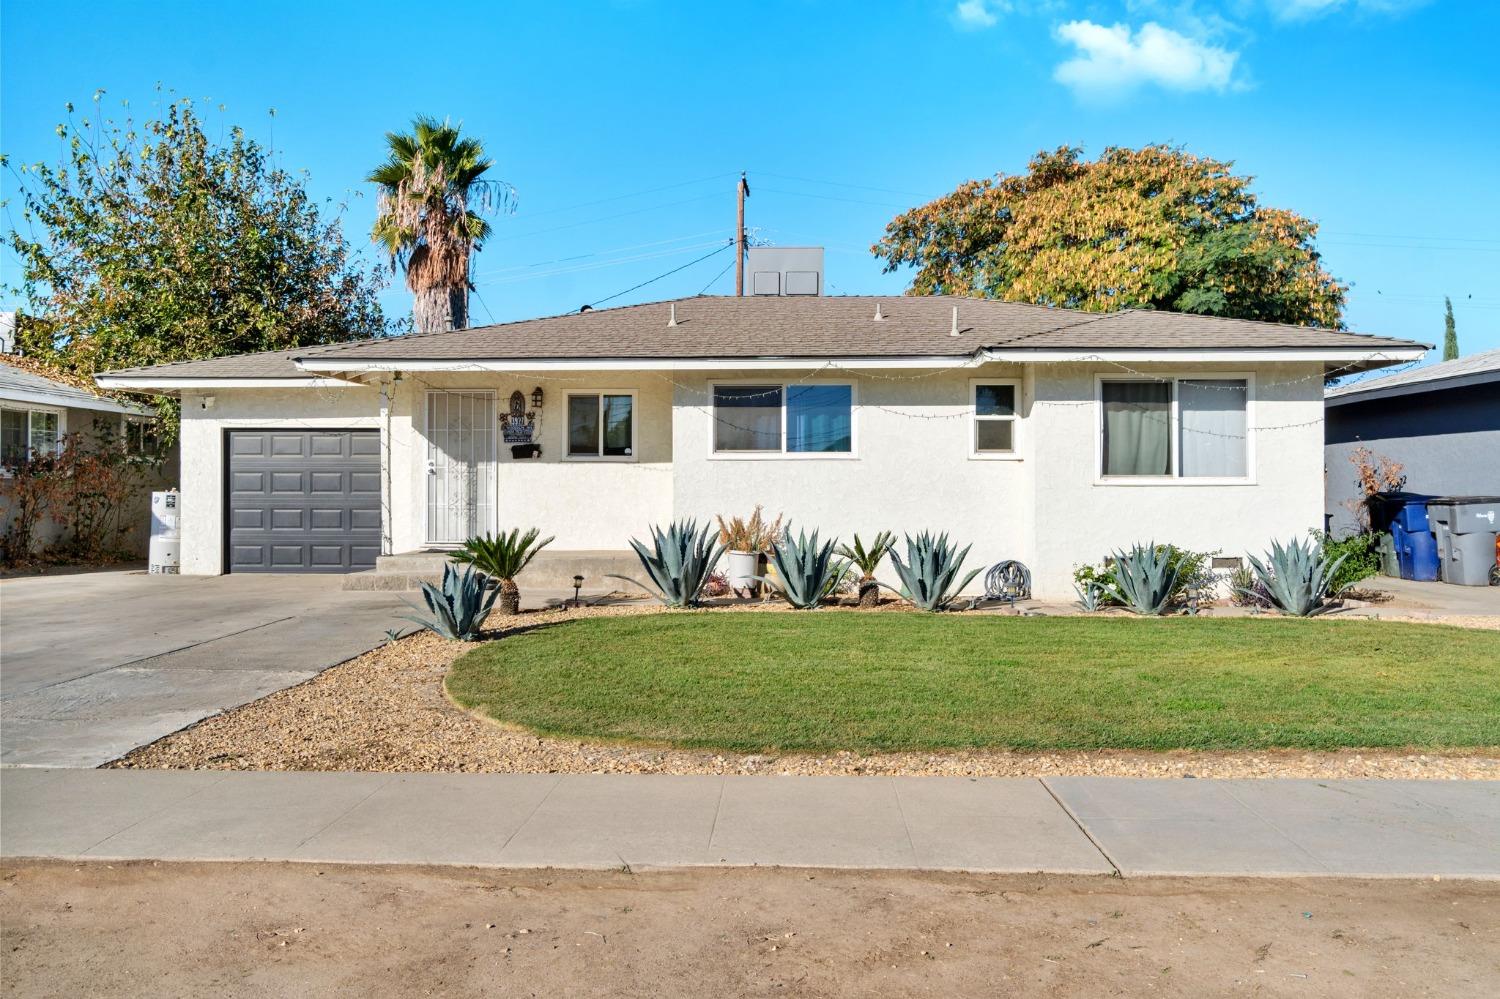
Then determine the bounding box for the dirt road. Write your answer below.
[2,862,1495,997]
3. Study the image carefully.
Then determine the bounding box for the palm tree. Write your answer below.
[449,527,554,615]
[836,531,895,608]
[368,116,513,333]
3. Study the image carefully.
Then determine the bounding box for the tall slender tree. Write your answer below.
[1442,296,1459,361]
[368,117,513,333]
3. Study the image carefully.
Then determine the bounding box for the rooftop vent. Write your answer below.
[746,246,824,297]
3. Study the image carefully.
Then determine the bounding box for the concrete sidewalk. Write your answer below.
[3,770,1496,878]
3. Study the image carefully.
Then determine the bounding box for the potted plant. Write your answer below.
[716,506,781,597]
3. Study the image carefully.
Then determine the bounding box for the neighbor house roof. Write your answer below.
[95,296,1429,388]
[1,357,151,415]
[1325,346,1500,407]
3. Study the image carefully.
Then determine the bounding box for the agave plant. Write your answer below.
[761,527,851,610]
[1240,536,1350,617]
[611,519,725,607]
[1101,543,1180,616]
[399,563,498,641]
[1073,578,1108,612]
[887,531,982,612]
[450,527,555,615]
[836,531,895,608]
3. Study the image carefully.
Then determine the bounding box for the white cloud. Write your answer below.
[1052,20,1239,100]
[952,0,1004,30]
[1268,0,1430,20]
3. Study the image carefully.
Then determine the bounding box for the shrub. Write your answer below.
[1101,542,1180,616]
[887,531,982,612]
[1313,530,1380,593]
[836,531,895,608]
[1074,544,1222,606]
[1239,536,1349,617]
[400,563,498,640]
[762,527,851,610]
[614,519,725,608]
[450,527,555,615]
[702,570,731,598]
[1073,578,1108,612]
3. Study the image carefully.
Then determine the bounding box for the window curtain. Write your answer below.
[786,385,852,453]
[1102,382,1171,476]
[1179,379,1247,477]
[714,386,782,451]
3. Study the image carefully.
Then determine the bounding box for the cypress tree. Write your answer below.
[1442,297,1459,361]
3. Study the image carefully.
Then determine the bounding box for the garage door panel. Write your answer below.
[227,430,381,574]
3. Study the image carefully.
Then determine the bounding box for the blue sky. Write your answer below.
[3,0,1497,357]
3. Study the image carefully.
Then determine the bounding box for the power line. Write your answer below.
[501,192,723,242]
[471,229,729,280]
[752,170,926,199]
[477,239,731,287]
[511,172,736,222]
[698,256,736,295]
[589,242,732,309]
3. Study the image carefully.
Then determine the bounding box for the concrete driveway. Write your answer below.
[1,570,409,767]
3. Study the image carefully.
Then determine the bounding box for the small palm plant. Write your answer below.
[1101,543,1180,615]
[836,531,895,608]
[1240,536,1349,617]
[612,520,725,608]
[762,527,851,609]
[887,531,983,612]
[450,528,554,615]
[399,563,498,641]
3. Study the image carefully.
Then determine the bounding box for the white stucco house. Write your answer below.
[94,295,1426,598]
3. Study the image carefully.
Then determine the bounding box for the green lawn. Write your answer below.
[445,613,1500,754]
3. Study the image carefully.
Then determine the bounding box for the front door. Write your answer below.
[424,390,496,545]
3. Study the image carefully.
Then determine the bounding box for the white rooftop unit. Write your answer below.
[746,246,824,297]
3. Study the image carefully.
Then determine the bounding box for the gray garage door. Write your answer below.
[227,430,381,573]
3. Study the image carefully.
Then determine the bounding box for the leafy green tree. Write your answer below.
[368,116,513,334]
[872,145,1346,328]
[3,92,393,439]
[1442,296,1458,360]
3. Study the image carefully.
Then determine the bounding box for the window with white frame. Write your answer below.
[0,406,63,466]
[971,381,1020,456]
[1099,377,1249,479]
[122,416,160,458]
[566,392,635,458]
[712,383,853,455]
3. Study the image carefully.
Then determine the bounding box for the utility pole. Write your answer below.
[735,171,749,296]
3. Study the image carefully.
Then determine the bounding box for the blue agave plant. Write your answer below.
[1240,536,1349,616]
[761,527,851,610]
[399,563,498,641]
[612,519,725,607]
[887,531,982,612]
[1101,543,1180,616]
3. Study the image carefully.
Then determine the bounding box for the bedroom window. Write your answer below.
[971,381,1020,457]
[0,406,63,466]
[712,383,853,455]
[566,392,635,459]
[123,416,160,458]
[1099,377,1249,480]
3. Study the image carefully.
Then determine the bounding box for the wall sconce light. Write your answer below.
[531,386,544,410]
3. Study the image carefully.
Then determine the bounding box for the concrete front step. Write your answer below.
[343,549,642,591]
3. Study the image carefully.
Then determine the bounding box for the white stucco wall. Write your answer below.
[177,384,381,574]
[173,361,1326,597]
[1028,362,1327,598]
[670,365,1032,592]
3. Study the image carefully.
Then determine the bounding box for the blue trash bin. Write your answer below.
[1394,520,1441,582]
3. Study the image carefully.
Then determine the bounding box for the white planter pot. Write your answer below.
[726,550,760,594]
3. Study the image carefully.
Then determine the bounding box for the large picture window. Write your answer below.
[567,392,635,459]
[712,383,853,455]
[1100,377,1249,481]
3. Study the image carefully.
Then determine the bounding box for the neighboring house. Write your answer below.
[95,295,1425,598]
[1324,347,1500,536]
[1,352,175,559]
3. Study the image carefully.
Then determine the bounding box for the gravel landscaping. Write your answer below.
[113,603,1500,779]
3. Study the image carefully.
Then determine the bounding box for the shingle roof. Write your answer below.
[97,296,1428,381]
[1326,346,1500,402]
[1,359,151,414]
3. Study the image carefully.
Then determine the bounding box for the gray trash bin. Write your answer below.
[1429,496,1500,586]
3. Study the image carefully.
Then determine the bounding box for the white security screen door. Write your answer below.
[424,390,496,545]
